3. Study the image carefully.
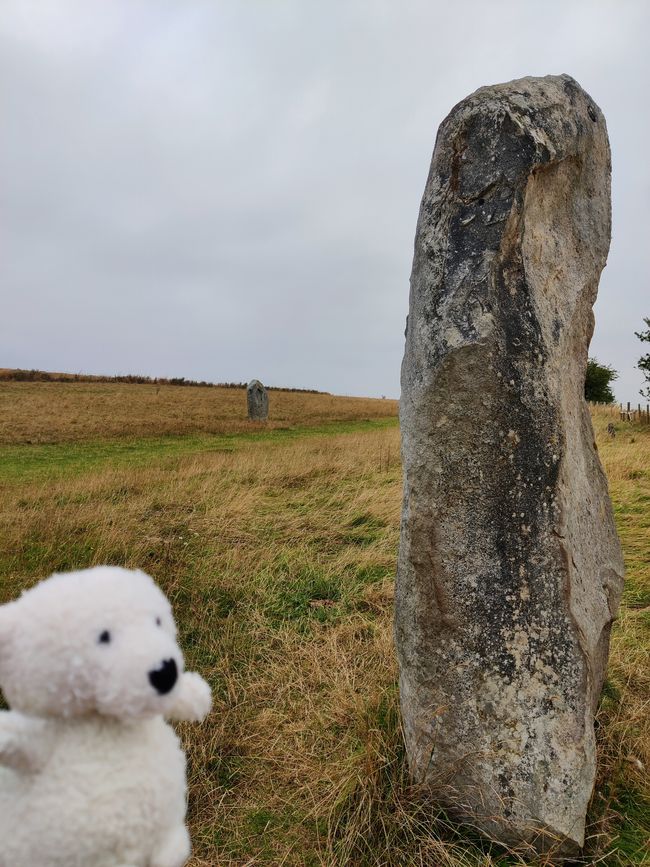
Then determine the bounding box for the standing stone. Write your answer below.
[247,379,268,421]
[395,75,624,857]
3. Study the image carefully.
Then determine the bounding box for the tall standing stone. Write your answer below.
[395,75,624,856]
[247,379,268,421]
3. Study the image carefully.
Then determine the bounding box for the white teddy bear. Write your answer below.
[0,566,212,867]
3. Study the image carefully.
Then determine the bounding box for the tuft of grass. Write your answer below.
[0,394,648,865]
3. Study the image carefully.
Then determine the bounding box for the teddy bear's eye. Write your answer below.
[155,617,162,627]
[98,630,111,644]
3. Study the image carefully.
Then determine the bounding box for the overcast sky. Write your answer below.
[1,0,648,399]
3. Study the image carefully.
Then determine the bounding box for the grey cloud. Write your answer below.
[1,0,649,399]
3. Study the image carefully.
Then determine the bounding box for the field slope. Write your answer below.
[0,385,647,865]
[0,380,397,444]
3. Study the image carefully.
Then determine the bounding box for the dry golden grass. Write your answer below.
[0,381,398,444]
[586,406,650,864]
[0,397,647,865]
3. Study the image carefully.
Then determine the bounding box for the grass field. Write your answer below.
[0,380,398,444]
[0,385,647,865]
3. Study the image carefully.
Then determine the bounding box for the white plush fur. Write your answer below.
[0,566,212,867]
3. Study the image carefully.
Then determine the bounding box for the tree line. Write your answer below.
[0,369,326,394]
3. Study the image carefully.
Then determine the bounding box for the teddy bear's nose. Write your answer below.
[148,658,178,695]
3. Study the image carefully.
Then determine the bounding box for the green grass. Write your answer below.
[0,418,398,484]
[0,408,648,865]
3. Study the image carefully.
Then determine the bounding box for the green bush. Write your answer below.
[636,317,650,399]
[585,358,618,403]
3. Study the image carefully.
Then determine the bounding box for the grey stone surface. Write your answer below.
[395,74,624,857]
[247,379,268,421]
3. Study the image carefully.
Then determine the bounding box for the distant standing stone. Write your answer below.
[247,380,268,421]
[395,75,624,857]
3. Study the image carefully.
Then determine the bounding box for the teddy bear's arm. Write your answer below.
[166,671,212,722]
[0,711,54,772]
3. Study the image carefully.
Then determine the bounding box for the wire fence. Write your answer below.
[590,401,650,424]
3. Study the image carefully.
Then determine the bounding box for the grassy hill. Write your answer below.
[0,379,397,444]
[0,385,646,865]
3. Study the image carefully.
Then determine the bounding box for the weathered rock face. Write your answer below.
[247,379,268,421]
[395,75,624,857]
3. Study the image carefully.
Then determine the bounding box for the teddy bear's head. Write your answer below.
[0,566,189,719]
